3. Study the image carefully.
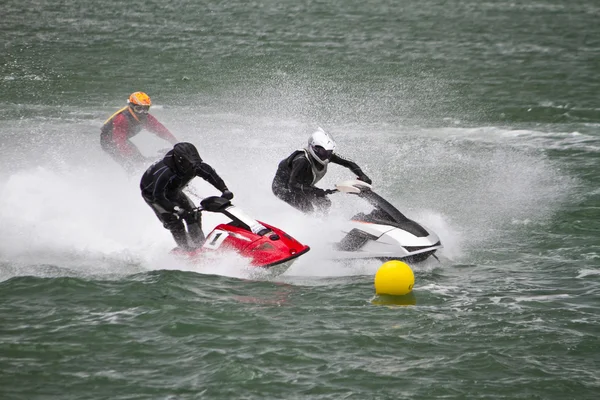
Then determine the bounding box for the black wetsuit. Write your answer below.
[140,149,228,249]
[272,149,368,213]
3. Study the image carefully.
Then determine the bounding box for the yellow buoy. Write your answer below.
[374,260,415,296]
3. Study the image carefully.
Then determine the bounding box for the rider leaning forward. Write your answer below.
[101,92,177,172]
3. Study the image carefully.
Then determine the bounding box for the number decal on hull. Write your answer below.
[203,230,229,250]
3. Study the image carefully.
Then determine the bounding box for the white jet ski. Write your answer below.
[326,180,442,263]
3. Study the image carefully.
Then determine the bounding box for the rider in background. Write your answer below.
[272,127,372,214]
[140,142,234,250]
[101,92,178,172]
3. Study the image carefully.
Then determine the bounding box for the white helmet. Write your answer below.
[307,127,336,165]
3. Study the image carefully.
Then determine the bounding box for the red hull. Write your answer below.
[172,221,310,269]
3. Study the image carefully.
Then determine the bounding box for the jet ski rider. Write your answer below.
[272,127,372,214]
[140,142,234,250]
[101,92,178,172]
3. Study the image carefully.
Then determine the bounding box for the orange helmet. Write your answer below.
[128,92,152,114]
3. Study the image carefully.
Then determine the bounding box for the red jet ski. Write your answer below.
[172,196,310,274]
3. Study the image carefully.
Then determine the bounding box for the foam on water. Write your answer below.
[576,269,600,278]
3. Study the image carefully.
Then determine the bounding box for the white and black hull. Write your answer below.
[327,180,443,263]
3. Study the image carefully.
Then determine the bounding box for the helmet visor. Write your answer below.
[132,105,150,114]
[313,145,333,161]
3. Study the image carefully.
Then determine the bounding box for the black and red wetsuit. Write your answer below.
[100,106,177,170]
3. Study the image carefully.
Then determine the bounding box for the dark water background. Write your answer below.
[1,0,599,399]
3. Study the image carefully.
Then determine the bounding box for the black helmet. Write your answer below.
[173,142,202,173]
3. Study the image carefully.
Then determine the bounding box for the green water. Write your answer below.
[1,0,599,399]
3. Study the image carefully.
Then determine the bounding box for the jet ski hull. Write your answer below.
[171,197,310,273]
[328,180,443,263]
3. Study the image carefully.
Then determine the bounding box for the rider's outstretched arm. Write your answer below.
[195,162,228,192]
[145,114,178,144]
[330,153,372,184]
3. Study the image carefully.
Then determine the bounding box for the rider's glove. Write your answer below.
[313,187,327,198]
[357,174,372,185]
[173,206,187,217]
[221,189,234,200]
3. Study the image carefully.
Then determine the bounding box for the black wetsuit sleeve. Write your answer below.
[195,162,228,192]
[330,153,365,177]
[288,155,318,194]
[150,167,178,212]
